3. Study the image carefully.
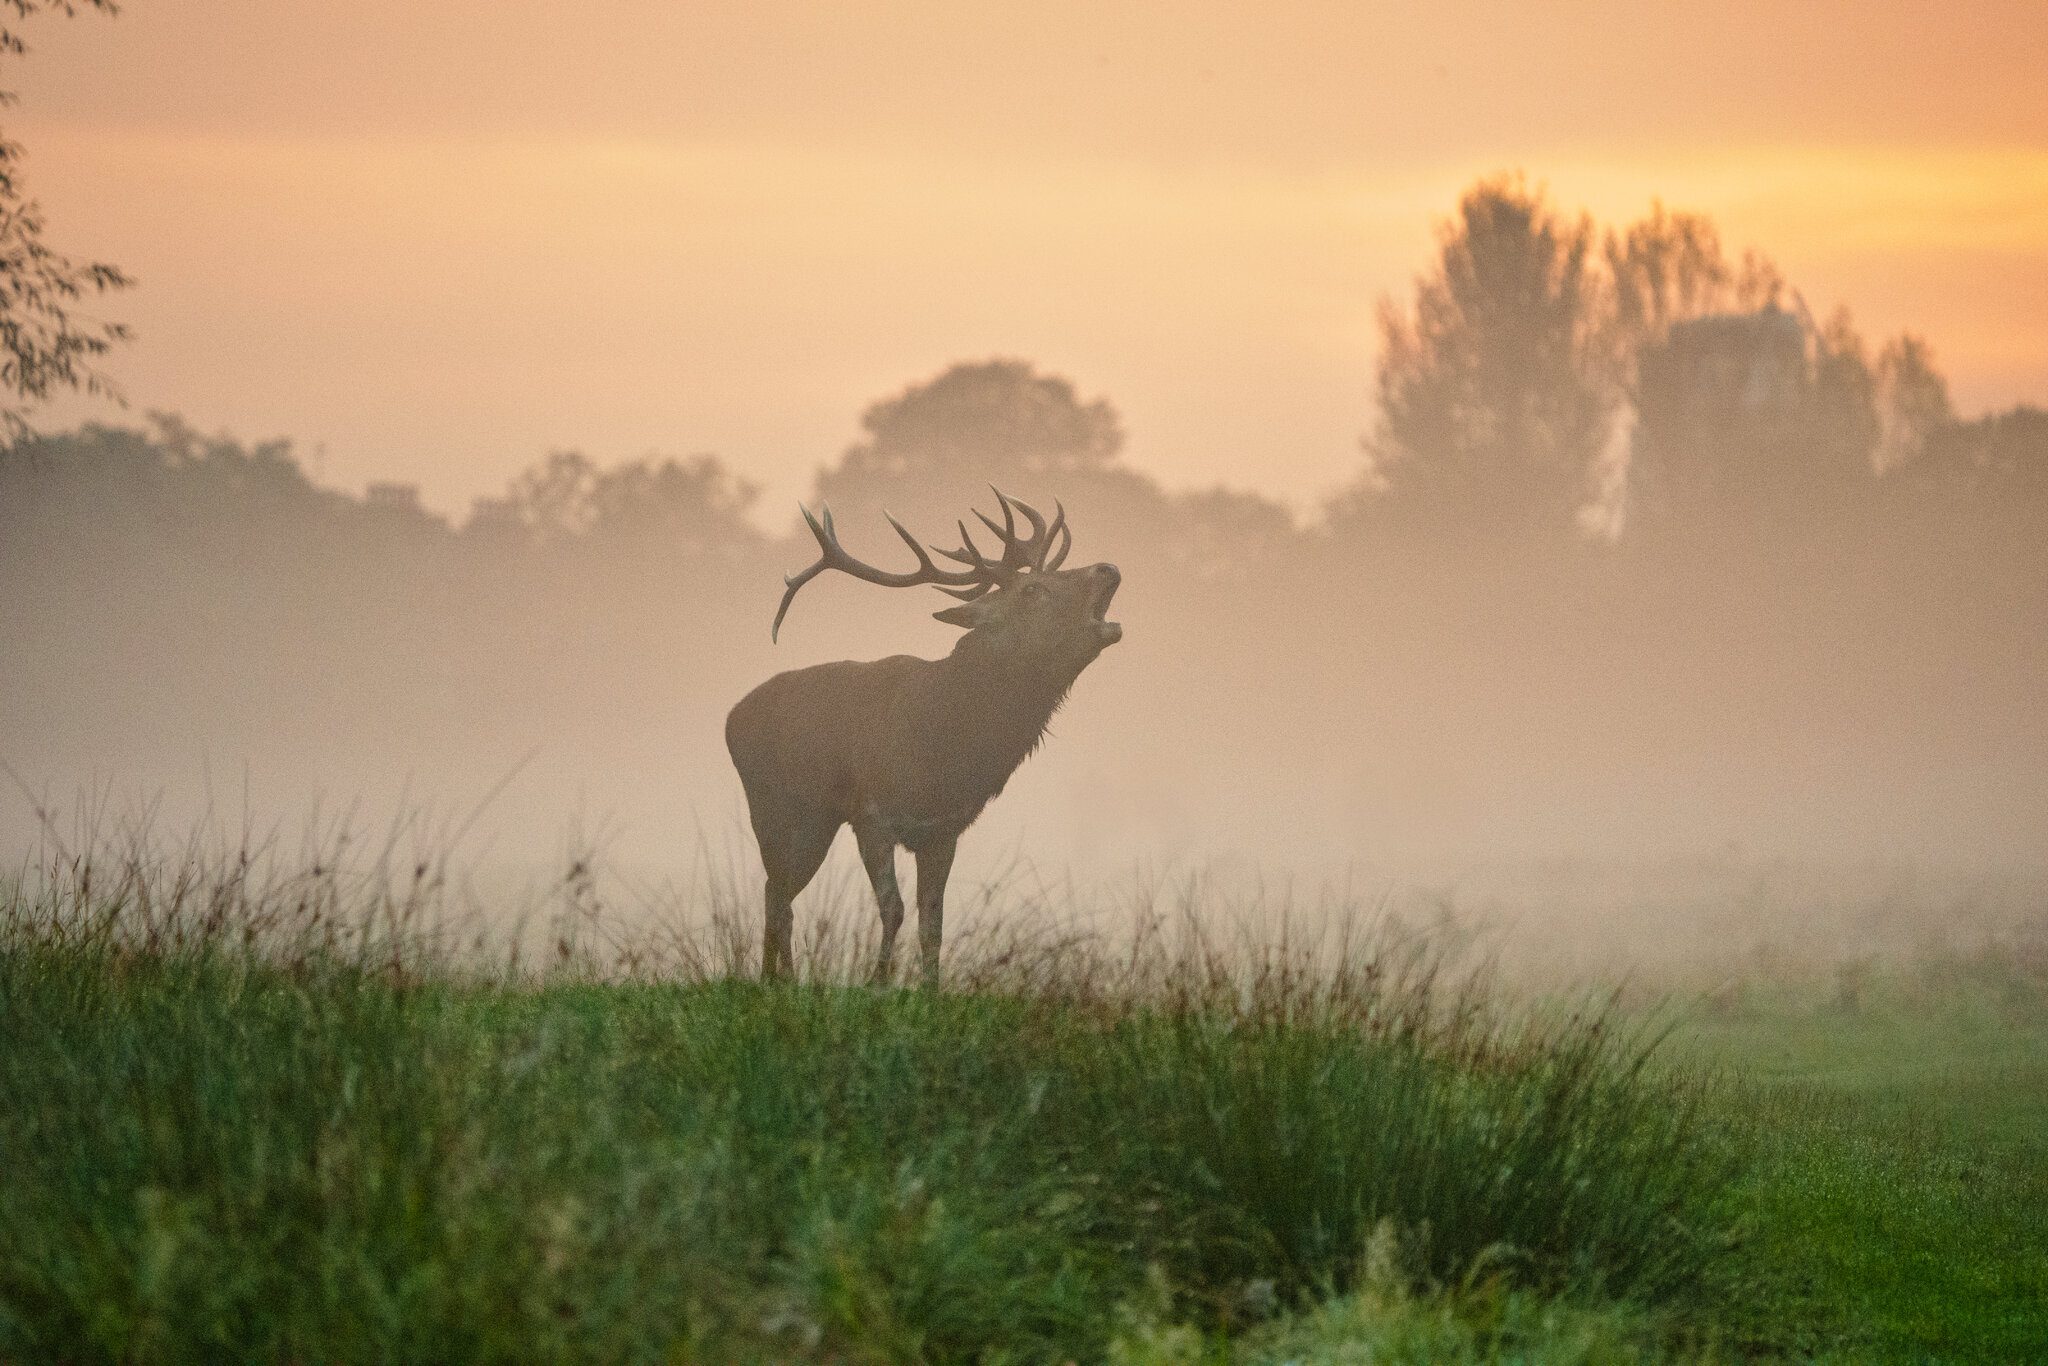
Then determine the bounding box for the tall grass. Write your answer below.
[0,824,1734,1362]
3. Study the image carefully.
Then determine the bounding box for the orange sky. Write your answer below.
[13,0,2048,516]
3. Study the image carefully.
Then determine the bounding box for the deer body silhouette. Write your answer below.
[726,493,1121,981]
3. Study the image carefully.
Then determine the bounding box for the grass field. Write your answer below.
[1198,959,2048,1365]
[1,844,2042,1362]
[1675,969,2048,1362]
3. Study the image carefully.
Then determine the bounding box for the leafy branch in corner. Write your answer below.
[0,0,128,444]
[1,0,118,58]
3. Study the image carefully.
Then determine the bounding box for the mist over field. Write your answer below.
[6,178,2046,975]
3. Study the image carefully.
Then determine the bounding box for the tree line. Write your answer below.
[3,176,2044,864]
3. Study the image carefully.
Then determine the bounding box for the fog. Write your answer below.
[4,180,2044,974]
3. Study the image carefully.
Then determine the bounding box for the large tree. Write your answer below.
[812,358,1300,573]
[1362,175,1617,540]
[815,358,1124,518]
[1598,201,1913,532]
[0,0,129,443]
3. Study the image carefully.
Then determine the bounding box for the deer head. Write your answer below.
[771,490,1122,666]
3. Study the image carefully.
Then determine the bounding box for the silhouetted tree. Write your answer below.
[0,0,129,441]
[1628,303,1806,517]
[1606,204,1786,372]
[1873,334,1954,473]
[472,447,762,558]
[1808,309,1882,474]
[1628,302,1888,531]
[0,414,359,545]
[815,359,1124,519]
[1356,185,1916,541]
[1908,404,2048,499]
[584,454,760,555]
[489,449,601,542]
[1357,175,1617,542]
[1603,205,1870,532]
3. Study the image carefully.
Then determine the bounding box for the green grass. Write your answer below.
[4,847,2043,1362]
[1112,1227,1676,1364]
[1091,951,2048,1364]
[1677,973,2048,1362]
[0,855,1732,1363]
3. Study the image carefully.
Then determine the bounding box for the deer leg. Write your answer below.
[756,807,837,981]
[912,837,957,987]
[853,823,905,983]
[761,878,795,981]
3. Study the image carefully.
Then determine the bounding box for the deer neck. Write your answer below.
[922,637,1081,788]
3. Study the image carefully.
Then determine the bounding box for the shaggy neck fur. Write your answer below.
[911,631,1086,812]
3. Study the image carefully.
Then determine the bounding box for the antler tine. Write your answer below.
[993,488,1049,545]
[1038,500,1071,571]
[901,516,995,593]
[771,560,827,644]
[883,510,943,574]
[973,508,1036,571]
[983,487,1065,572]
[953,519,1005,577]
[967,487,1028,567]
[929,516,1015,576]
[771,504,840,642]
[973,507,1011,541]
[929,523,977,566]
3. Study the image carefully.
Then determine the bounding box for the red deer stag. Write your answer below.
[726,492,1121,981]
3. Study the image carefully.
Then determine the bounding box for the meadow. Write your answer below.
[1,833,2042,1362]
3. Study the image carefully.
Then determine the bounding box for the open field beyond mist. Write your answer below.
[3,838,2043,1362]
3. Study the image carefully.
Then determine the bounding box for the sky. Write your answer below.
[12,0,2048,519]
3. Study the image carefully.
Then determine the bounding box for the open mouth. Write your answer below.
[1089,569,1122,645]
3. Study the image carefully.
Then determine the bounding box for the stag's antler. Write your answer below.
[944,488,1071,575]
[771,490,1073,640]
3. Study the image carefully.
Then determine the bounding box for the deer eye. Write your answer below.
[1020,581,1048,600]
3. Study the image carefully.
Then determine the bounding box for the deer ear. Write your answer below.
[933,597,993,629]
